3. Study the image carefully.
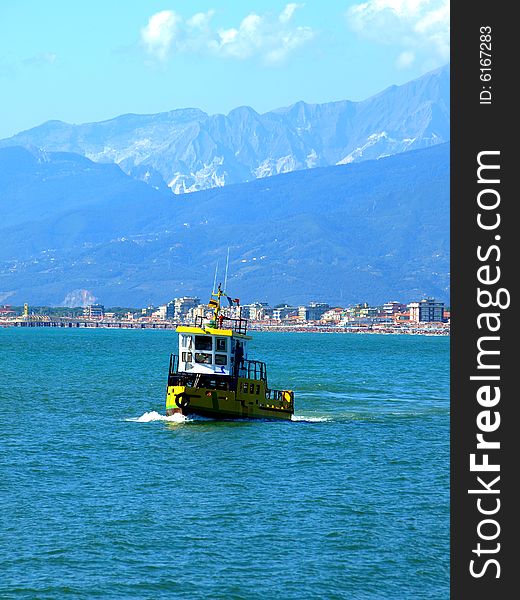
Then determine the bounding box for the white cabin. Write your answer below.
[176,327,250,376]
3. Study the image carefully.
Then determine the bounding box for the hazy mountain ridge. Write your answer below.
[0,66,449,194]
[0,143,449,307]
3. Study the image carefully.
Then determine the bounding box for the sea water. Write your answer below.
[0,329,449,599]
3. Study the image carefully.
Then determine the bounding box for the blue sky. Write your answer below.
[0,1,449,139]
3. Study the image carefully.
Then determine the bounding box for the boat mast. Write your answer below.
[212,261,219,295]
[223,247,230,291]
[209,283,223,326]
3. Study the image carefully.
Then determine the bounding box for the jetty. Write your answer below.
[9,319,177,329]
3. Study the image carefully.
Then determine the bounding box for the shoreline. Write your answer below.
[1,319,450,336]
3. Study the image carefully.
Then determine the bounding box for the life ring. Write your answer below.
[175,392,190,408]
[282,391,292,403]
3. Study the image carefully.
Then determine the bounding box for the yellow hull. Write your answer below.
[166,377,294,421]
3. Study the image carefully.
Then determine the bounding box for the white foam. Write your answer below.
[291,415,331,423]
[125,411,188,423]
[127,412,330,424]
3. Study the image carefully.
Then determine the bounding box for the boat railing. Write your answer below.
[266,388,294,403]
[194,314,248,335]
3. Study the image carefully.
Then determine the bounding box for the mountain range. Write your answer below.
[0,65,449,194]
[0,143,449,307]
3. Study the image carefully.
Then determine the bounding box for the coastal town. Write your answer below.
[1,296,450,335]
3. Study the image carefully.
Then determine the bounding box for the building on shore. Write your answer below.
[166,301,175,320]
[84,304,105,319]
[382,301,407,316]
[273,305,298,321]
[343,303,381,320]
[173,296,200,322]
[393,311,410,323]
[152,305,168,320]
[241,302,271,321]
[408,298,445,323]
[298,302,330,321]
[0,306,15,318]
[321,307,345,323]
[141,305,156,317]
[148,297,202,323]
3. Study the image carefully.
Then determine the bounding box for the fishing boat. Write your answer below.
[165,285,294,420]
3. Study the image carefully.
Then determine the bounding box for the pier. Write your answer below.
[2,319,449,335]
[9,320,177,329]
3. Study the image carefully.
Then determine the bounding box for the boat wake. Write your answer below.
[126,412,330,424]
[291,415,331,423]
[125,411,188,423]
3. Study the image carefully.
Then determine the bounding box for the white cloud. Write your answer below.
[187,11,215,30]
[141,10,181,61]
[140,4,314,64]
[279,3,302,23]
[347,0,449,68]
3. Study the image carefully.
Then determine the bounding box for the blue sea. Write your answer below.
[0,329,449,599]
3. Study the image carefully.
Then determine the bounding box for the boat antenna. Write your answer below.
[223,247,230,292]
[212,261,219,295]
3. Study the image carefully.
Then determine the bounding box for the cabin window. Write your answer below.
[216,338,227,352]
[195,336,212,351]
[250,383,255,393]
[181,335,192,348]
[182,352,192,362]
[242,383,248,393]
[195,352,212,364]
[215,354,227,365]
[256,384,260,395]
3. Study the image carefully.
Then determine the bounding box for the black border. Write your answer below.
[451,2,514,596]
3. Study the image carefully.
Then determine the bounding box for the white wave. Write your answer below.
[291,415,331,423]
[125,411,188,423]
[127,411,330,424]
